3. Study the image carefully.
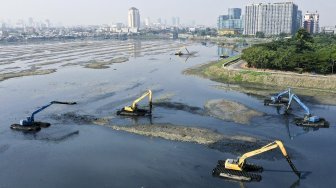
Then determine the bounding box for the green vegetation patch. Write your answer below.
[241,29,336,75]
[239,70,271,76]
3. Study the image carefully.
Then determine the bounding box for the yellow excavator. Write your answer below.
[116,90,152,116]
[213,140,301,182]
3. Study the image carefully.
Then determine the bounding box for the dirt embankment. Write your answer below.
[185,59,336,91]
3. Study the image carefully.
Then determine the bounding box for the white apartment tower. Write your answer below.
[128,7,140,29]
[244,2,299,36]
[304,12,319,34]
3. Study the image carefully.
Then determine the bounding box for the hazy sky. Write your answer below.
[0,0,335,27]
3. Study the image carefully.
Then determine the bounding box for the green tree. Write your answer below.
[294,28,313,52]
[256,32,265,38]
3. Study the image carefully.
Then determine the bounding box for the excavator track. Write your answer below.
[10,124,41,132]
[212,167,262,182]
[264,99,288,106]
[294,117,329,128]
[116,109,151,116]
[217,160,263,172]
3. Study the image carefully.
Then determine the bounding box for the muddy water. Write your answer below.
[0,40,336,188]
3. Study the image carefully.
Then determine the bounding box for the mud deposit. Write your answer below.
[50,112,111,125]
[205,99,264,124]
[110,124,297,160]
[48,112,291,160]
[0,69,56,82]
[84,57,129,69]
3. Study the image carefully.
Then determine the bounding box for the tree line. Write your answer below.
[241,29,336,74]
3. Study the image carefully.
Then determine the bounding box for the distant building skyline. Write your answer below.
[0,0,334,27]
[217,8,243,35]
[244,2,299,36]
[128,7,140,29]
[304,11,319,34]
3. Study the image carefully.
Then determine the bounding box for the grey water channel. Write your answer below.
[0,39,335,188]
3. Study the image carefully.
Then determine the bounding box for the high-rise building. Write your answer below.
[297,10,303,29]
[145,17,150,27]
[128,7,140,29]
[244,2,299,36]
[176,17,180,26]
[218,8,243,35]
[228,8,241,19]
[172,17,176,26]
[303,11,319,34]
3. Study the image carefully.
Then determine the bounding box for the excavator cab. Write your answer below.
[117,90,152,116]
[213,140,300,182]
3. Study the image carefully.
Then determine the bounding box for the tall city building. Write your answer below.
[218,8,243,35]
[157,18,162,24]
[176,17,180,26]
[303,11,319,34]
[297,10,303,29]
[145,17,150,27]
[244,2,299,36]
[228,8,241,19]
[172,17,176,26]
[128,7,140,29]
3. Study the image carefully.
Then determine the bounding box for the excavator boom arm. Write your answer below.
[287,94,311,115]
[131,90,152,109]
[237,140,300,177]
[238,141,287,164]
[28,101,76,123]
[274,88,291,100]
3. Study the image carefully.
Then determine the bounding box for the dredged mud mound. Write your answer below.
[0,69,56,82]
[84,57,129,69]
[50,112,111,125]
[49,112,299,160]
[205,99,264,124]
[109,124,298,160]
[109,124,224,145]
